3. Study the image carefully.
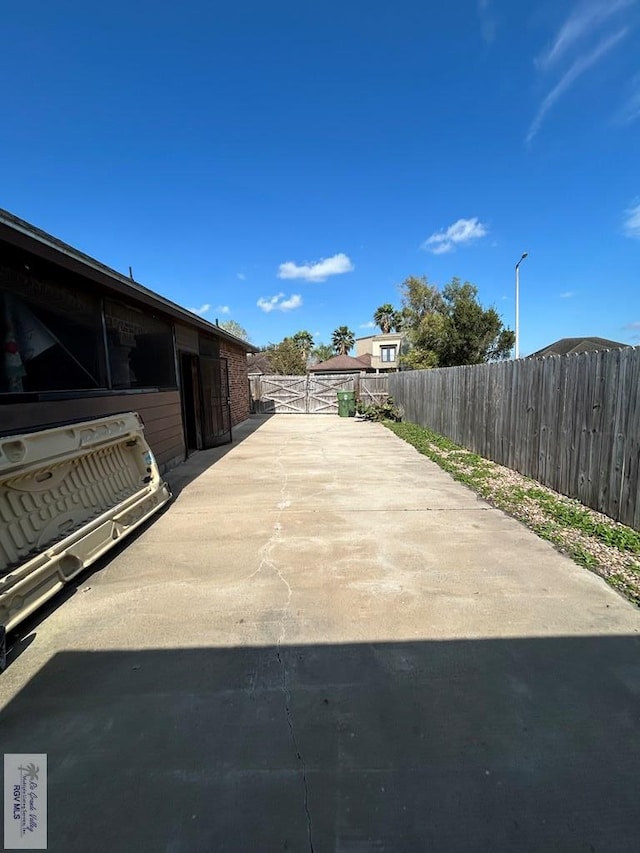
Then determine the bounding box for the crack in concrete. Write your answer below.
[243,440,315,850]
[237,446,291,586]
[277,647,315,853]
[272,444,315,852]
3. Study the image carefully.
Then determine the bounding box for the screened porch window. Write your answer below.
[104,299,176,390]
[1,267,105,394]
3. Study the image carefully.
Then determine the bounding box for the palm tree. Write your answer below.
[331,326,355,355]
[310,343,334,364]
[292,330,314,361]
[373,304,401,334]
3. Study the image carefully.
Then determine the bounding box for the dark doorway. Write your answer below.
[200,356,232,447]
[179,352,203,453]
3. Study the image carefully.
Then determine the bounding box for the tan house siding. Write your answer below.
[0,390,185,472]
[355,333,403,372]
[220,340,251,426]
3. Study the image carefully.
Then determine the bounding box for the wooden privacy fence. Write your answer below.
[250,374,390,415]
[388,346,640,531]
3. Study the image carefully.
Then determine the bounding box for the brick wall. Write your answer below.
[219,340,251,426]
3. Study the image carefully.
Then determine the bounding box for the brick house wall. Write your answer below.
[219,339,251,426]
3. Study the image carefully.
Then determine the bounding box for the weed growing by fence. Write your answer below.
[355,396,404,423]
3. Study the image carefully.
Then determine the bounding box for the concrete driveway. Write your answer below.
[2,415,640,852]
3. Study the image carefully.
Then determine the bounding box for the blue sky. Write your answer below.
[1,0,639,354]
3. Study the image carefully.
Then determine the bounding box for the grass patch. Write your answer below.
[608,574,640,607]
[386,422,496,494]
[524,488,640,554]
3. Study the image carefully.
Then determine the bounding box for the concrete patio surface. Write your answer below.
[2,414,640,852]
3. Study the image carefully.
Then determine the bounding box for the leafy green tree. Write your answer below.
[266,337,307,374]
[310,343,334,364]
[400,275,444,320]
[397,276,446,368]
[219,319,250,341]
[331,326,355,355]
[399,275,514,369]
[291,330,314,361]
[438,279,514,366]
[373,304,402,334]
[399,346,440,371]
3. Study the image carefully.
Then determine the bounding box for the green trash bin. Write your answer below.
[337,390,356,417]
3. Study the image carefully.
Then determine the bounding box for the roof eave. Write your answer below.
[0,208,258,353]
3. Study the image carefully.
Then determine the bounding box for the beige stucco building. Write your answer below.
[355,333,404,372]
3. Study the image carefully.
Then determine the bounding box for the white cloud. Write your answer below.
[619,73,640,123]
[537,0,633,70]
[277,253,354,282]
[237,273,246,280]
[477,0,499,45]
[624,201,640,239]
[624,320,640,340]
[257,293,303,313]
[527,28,628,142]
[187,303,211,315]
[280,294,303,310]
[359,321,376,329]
[421,217,488,254]
[559,291,576,298]
[217,305,231,315]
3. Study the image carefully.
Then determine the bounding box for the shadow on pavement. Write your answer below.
[2,635,640,852]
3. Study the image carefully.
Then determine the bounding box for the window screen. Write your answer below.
[199,334,220,357]
[1,263,105,393]
[104,299,176,389]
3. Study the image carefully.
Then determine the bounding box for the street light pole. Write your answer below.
[514,252,528,359]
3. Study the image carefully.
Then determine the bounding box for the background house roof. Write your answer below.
[246,352,273,374]
[308,354,371,373]
[528,337,629,358]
